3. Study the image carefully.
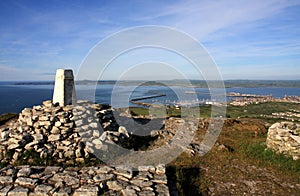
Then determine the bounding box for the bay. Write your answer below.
[0,82,299,115]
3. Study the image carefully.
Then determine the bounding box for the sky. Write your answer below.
[0,0,300,81]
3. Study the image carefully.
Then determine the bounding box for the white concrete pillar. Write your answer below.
[52,69,76,106]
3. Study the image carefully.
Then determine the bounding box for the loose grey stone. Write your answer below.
[31,184,53,196]
[50,174,79,187]
[142,186,153,191]
[44,166,62,175]
[12,152,20,162]
[93,173,114,183]
[15,177,38,188]
[48,134,61,142]
[61,128,72,135]
[0,185,13,196]
[126,185,141,192]
[17,167,32,177]
[99,132,107,141]
[52,187,72,196]
[139,190,155,196]
[33,134,44,141]
[39,116,49,121]
[92,139,102,145]
[89,122,99,129]
[114,165,133,179]
[92,130,100,137]
[43,100,53,108]
[75,149,83,158]
[73,186,99,196]
[8,138,20,144]
[131,179,153,187]
[0,176,13,185]
[155,182,170,191]
[155,164,166,175]
[75,158,85,163]
[118,126,129,137]
[121,188,137,196]
[24,141,39,150]
[135,172,152,181]
[152,174,168,184]
[64,150,75,158]
[25,118,33,126]
[6,168,16,176]
[51,126,60,134]
[96,166,113,174]
[54,121,62,127]
[7,186,29,196]
[138,166,154,172]
[117,175,130,182]
[107,181,123,191]
[0,130,9,139]
[61,140,72,146]
[7,143,19,150]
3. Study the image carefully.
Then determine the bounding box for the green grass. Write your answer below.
[227,102,300,121]
[243,142,300,175]
[129,102,300,122]
[166,116,300,194]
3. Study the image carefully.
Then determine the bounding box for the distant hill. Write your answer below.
[10,80,300,88]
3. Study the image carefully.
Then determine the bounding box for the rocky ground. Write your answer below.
[0,100,172,195]
[0,164,169,196]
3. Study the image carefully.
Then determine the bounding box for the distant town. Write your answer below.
[229,93,300,106]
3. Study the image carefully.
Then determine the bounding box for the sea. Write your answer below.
[0,82,300,115]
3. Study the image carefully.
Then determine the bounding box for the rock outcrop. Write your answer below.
[266,122,300,160]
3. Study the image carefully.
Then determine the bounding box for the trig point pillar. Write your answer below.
[52,69,76,106]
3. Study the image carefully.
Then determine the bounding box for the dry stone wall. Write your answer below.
[266,122,300,160]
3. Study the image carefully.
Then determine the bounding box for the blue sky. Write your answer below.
[0,0,300,80]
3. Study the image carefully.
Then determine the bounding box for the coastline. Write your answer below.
[4,80,300,88]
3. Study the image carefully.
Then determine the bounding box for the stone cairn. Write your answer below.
[266,122,300,160]
[0,100,122,165]
[0,69,170,195]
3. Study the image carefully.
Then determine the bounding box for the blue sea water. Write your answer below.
[0,82,299,115]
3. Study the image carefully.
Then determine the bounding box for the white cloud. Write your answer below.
[160,0,299,39]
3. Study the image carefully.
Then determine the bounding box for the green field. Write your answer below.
[129,102,300,122]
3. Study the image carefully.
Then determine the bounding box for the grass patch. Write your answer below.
[227,102,300,121]
[0,113,18,125]
[243,142,300,176]
[129,102,299,122]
